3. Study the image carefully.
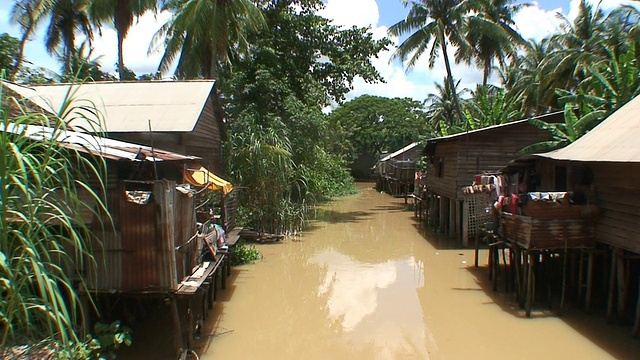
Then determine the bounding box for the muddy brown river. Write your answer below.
[123,183,640,359]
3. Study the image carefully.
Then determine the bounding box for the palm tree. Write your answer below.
[521,103,605,153]
[152,0,265,140]
[499,39,552,115]
[89,0,159,80]
[463,0,530,86]
[463,84,523,129]
[9,0,51,81]
[44,0,94,75]
[602,5,640,58]
[388,0,469,123]
[153,0,265,80]
[425,77,466,135]
[539,0,608,101]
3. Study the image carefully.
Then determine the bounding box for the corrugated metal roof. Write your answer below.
[425,111,564,144]
[379,142,421,162]
[1,80,215,132]
[1,123,200,162]
[537,96,640,162]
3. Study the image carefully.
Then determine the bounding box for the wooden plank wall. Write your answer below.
[453,123,553,200]
[189,97,222,173]
[425,141,459,199]
[592,162,640,254]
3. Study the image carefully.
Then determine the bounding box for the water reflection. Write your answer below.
[309,249,430,359]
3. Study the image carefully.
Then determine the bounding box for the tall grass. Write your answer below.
[0,82,109,353]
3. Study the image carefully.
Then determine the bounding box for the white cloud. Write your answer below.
[514,4,564,42]
[319,0,379,28]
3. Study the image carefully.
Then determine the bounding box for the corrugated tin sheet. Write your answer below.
[537,96,640,162]
[379,142,421,162]
[425,111,564,144]
[1,123,200,163]
[91,180,197,293]
[1,80,216,132]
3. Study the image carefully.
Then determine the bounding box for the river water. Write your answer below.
[192,183,640,360]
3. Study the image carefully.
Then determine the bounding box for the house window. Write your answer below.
[436,157,444,178]
[554,166,567,191]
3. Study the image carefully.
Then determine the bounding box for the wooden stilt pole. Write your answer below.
[578,250,585,299]
[170,296,184,356]
[207,276,214,309]
[514,246,523,307]
[586,251,595,312]
[502,245,509,293]
[561,248,569,314]
[617,249,627,317]
[526,251,534,317]
[607,247,618,323]
[474,231,480,267]
[633,274,640,338]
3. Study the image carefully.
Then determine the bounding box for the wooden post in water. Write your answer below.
[586,251,595,312]
[525,252,535,317]
[170,295,184,356]
[633,274,640,338]
[607,247,618,322]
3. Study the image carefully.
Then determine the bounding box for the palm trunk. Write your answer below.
[10,3,38,81]
[439,32,464,125]
[483,62,489,86]
[482,54,491,86]
[117,32,125,80]
[11,23,33,81]
[210,45,227,150]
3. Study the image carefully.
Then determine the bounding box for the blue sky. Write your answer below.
[0,0,634,103]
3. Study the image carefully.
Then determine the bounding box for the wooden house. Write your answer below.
[1,121,234,351]
[1,80,224,173]
[1,79,234,352]
[502,97,640,329]
[374,142,422,196]
[422,112,563,244]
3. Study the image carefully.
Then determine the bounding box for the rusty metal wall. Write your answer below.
[90,180,197,293]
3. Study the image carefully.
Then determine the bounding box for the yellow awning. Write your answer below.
[184,166,234,194]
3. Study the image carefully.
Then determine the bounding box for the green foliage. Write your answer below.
[153,0,266,79]
[229,241,261,266]
[221,0,387,232]
[0,81,110,353]
[327,95,430,176]
[463,0,530,85]
[59,42,117,82]
[43,0,94,75]
[88,0,159,80]
[86,321,132,359]
[461,84,524,131]
[0,34,20,74]
[521,103,605,153]
[425,78,466,135]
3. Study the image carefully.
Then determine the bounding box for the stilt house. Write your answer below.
[1,80,224,173]
[501,96,640,329]
[374,142,422,195]
[421,111,563,244]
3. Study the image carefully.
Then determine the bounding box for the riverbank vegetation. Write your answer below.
[0,81,124,357]
[2,1,640,353]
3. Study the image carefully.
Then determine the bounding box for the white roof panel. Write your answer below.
[379,142,421,162]
[2,80,215,133]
